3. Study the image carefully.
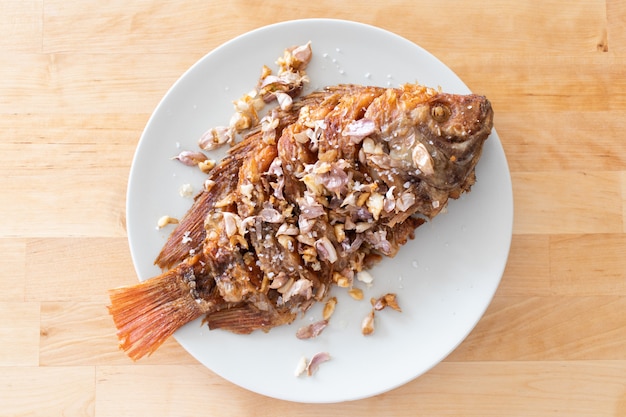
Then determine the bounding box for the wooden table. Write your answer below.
[2,1,625,415]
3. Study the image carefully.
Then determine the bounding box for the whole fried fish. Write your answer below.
[108,82,494,360]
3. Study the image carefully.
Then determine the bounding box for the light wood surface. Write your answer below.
[2,1,625,415]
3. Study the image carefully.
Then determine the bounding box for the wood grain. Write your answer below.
[0,366,95,416]
[0,53,193,114]
[495,235,551,296]
[0,238,26,301]
[447,295,626,361]
[40,301,196,366]
[447,54,626,112]
[25,238,135,302]
[93,362,626,417]
[550,234,626,295]
[0,0,42,53]
[0,114,140,237]
[607,0,626,52]
[41,0,609,55]
[497,111,626,173]
[622,171,626,232]
[1,0,625,415]
[0,302,39,366]
[512,171,622,234]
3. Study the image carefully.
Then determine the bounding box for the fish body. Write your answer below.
[109,82,493,360]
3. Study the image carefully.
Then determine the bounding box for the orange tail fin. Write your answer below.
[108,262,208,361]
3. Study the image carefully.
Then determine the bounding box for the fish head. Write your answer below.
[359,85,493,191]
[399,88,494,190]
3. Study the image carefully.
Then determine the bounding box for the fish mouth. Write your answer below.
[480,98,494,134]
[458,95,493,138]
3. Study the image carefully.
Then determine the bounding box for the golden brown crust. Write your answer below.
[110,81,493,357]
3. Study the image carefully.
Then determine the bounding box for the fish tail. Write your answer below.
[108,261,208,360]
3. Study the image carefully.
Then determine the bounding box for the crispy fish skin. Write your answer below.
[108,83,493,360]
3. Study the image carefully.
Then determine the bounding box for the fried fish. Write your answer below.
[108,81,493,360]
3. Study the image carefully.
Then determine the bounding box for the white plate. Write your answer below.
[126,19,513,403]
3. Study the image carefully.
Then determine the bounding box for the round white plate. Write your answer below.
[127,19,513,403]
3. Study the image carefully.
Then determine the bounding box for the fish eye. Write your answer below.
[431,103,451,123]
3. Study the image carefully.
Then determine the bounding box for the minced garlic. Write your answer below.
[179,183,193,198]
[156,215,179,229]
[294,356,308,377]
[356,270,374,286]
